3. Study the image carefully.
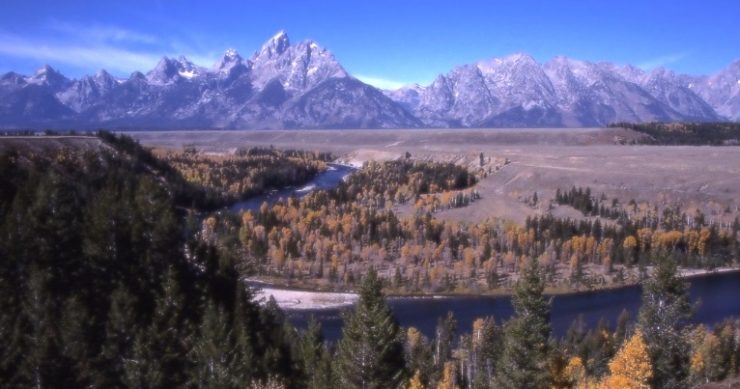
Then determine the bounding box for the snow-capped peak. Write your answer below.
[147,56,203,84]
[505,52,537,63]
[249,31,347,91]
[256,30,291,60]
[214,48,244,74]
[27,64,69,89]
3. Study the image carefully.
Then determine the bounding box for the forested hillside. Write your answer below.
[0,135,306,387]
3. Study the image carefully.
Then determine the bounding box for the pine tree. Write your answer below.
[471,317,501,389]
[495,257,551,388]
[336,268,406,389]
[97,285,139,387]
[299,317,333,389]
[614,309,631,348]
[58,296,94,386]
[188,300,240,388]
[405,327,433,387]
[638,254,692,389]
[128,266,192,387]
[257,297,299,385]
[14,265,58,388]
[434,311,457,368]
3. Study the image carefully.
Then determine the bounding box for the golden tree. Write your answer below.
[602,330,652,389]
[407,370,425,389]
[436,362,460,389]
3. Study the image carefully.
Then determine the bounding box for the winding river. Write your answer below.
[229,163,356,213]
[229,163,740,341]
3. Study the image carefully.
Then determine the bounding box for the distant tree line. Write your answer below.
[610,121,740,145]
[158,146,332,204]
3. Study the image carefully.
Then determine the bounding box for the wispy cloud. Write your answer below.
[355,74,410,90]
[0,33,161,73]
[638,52,689,70]
[0,21,218,76]
[47,20,159,45]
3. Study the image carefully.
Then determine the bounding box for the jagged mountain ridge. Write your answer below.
[0,31,419,129]
[387,54,736,127]
[0,31,737,129]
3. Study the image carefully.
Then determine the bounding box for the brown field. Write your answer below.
[123,128,740,226]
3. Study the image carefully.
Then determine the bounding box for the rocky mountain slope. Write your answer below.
[387,54,736,127]
[0,31,737,129]
[0,31,419,129]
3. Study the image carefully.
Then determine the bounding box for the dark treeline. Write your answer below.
[159,146,332,205]
[334,159,477,205]
[555,186,626,220]
[610,122,740,145]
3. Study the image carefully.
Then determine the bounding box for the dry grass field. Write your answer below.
[123,128,740,226]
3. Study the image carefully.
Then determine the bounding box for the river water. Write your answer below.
[286,271,740,342]
[229,163,356,213]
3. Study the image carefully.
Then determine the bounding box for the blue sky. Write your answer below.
[0,0,737,88]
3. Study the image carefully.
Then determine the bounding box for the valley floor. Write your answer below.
[125,128,740,226]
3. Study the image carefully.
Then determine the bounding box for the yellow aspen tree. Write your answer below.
[602,330,652,389]
[623,236,638,263]
[437,362,460,389]
[565,356,586,384]
[407,370,425,389]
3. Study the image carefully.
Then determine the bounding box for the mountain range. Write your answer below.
[1,31,738,129]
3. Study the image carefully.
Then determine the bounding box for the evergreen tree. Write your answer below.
[405,327,434,387]
[434,311,457,369]
[495,257,551,388]
[257,297,300,385]
[638,254,693,389]
[298,317,333,389]
[58,296,94,386]
[471,317,502,389]
[130,266,192,387]
[14,265,58,388]
[614,309,631,347]
[336,268,406,389]
[189,300,240,388]
[97,285,139,387]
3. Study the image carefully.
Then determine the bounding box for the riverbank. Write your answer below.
[250,266,740,310]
